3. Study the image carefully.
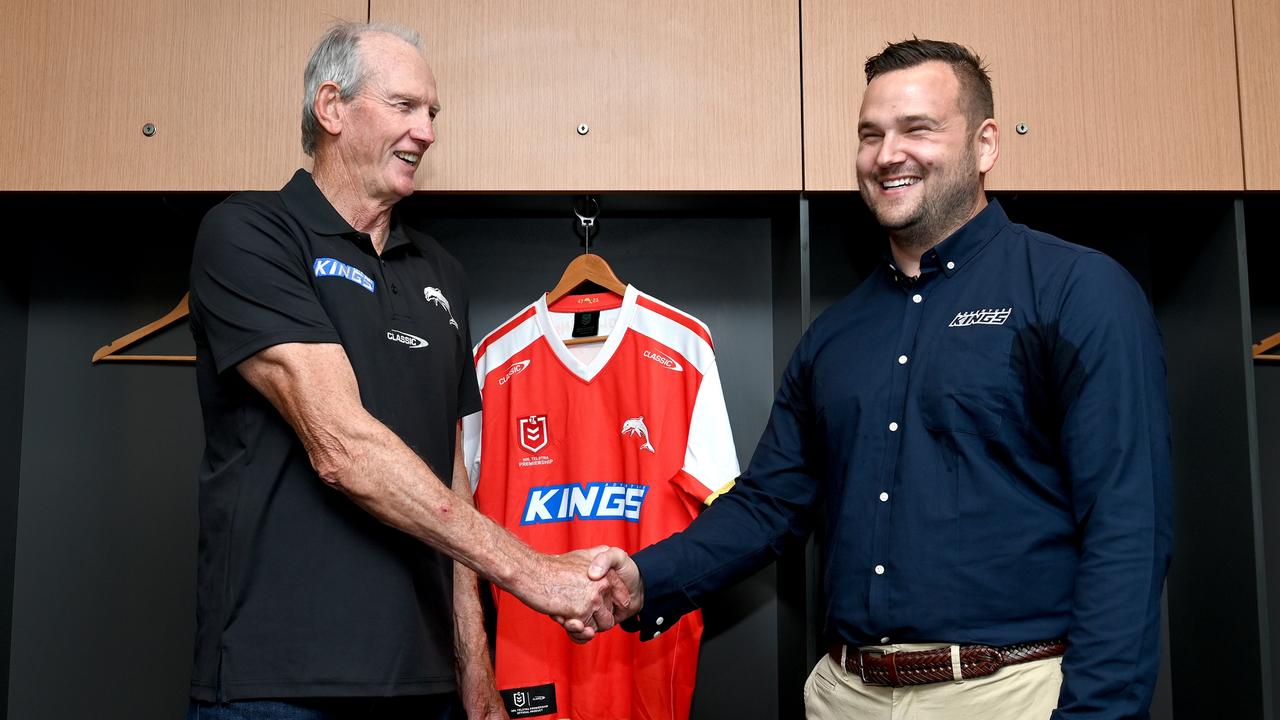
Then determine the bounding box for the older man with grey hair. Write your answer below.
[185,22,624,720]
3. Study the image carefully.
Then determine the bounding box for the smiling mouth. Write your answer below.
[881,177,920,189]
[393,151,420,166]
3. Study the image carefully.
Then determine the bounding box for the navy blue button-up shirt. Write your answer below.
[632,200,1172,718]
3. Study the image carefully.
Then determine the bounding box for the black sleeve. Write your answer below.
[455,268,483,418]
[190,198,340,374]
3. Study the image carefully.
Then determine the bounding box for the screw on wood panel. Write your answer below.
[142,123,157,137]
[1015,122,1029,135]
[577,123,589,135]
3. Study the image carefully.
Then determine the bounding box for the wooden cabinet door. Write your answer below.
[802,0,1243,191]
[0,0,364,191]
[375,0,802,191]
[1236,0,1280,190]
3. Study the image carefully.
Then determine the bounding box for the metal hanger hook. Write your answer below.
[574,195,600,253]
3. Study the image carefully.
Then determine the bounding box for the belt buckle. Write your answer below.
[857,648,886,686]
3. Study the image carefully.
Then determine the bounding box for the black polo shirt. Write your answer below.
[188,169,482,701]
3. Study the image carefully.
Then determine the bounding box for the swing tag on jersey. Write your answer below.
[500,682,558,717]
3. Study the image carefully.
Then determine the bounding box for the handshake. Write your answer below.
[514,545,645,644]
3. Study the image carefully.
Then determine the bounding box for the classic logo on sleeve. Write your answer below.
[313,258,375,292]
[498,359,531,386]
[520,482,650,524]
[948,307,1013,327]
[643,349,683,372]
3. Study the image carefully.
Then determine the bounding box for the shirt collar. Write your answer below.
[881,198,1010,283]
[279,168,414,255]
[279,169,357,236]
[924,198,1009,278]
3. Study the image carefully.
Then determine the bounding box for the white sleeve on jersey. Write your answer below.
[684,357,741,501]
[461,409,483,490]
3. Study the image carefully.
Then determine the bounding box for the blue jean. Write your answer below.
[186,694,460,720]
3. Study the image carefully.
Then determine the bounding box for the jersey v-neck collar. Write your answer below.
[535,285,637,382]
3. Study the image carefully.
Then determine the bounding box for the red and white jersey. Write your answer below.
[463,285,739,720]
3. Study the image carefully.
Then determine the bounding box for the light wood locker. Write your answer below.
[0,0,364,190]
[1235,0,1280,190]
[374,0,803,191]
[801,0,1243,191]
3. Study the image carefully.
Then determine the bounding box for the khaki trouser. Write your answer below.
[803,644,1063,720]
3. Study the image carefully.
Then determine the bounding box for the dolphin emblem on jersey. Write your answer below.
[423,286,460,329]
[621,416,656,453]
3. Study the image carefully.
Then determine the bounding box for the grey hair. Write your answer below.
[301,21,424,156]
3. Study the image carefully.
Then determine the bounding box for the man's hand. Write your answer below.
[512,545,630,641]
[555,547,645,643]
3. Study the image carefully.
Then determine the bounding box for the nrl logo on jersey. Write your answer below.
[643,349,683,372]
[518,414,548,453]
[621,416,656,453]
[423,286,460,330]
[498,359,531,385]
[521,482,650,524]
[949,307,1013,328]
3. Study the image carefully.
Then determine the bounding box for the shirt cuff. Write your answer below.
[625,543,700,641]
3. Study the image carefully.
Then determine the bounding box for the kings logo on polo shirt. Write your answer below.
[313,257,375,292]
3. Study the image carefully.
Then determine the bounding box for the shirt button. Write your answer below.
[946,261,956,270]
[881,636,891,644]
[897,355,908,365]
[874,564,885,575]
[652,630,662,638]
[912,294,923,304]
[655,617,664,626]
[879,492,889,502]
[391,284,398,294]
[888,422,899,432]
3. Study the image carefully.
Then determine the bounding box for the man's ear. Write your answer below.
[313,81,345,138]
[976,118,999,175]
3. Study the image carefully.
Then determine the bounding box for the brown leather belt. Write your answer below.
[827,639,1067,687]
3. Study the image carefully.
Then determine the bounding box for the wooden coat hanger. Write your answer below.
[91,292,195,364]
[547,197,626,346]
[1254,329,1280,363]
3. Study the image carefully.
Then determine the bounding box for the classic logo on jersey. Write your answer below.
[948,307,1013,327]
[621,416,656,453]
[386,329,428,349]
[520,482,650,524]
[498,359,532,386]
[643,349,683,372]
[313,258,375,293]
[423,286,460,329]
[518,415,548,453]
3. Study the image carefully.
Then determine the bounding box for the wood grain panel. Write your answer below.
[0,0,364,190]
[375,0,802,191]
[1236,0,1280,189]
[802,0,1243,191]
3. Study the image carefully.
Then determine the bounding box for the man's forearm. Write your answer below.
[237,342,617,625]
[451,440,505,718]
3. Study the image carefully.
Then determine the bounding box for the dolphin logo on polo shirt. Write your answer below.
[424,286,460,329]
